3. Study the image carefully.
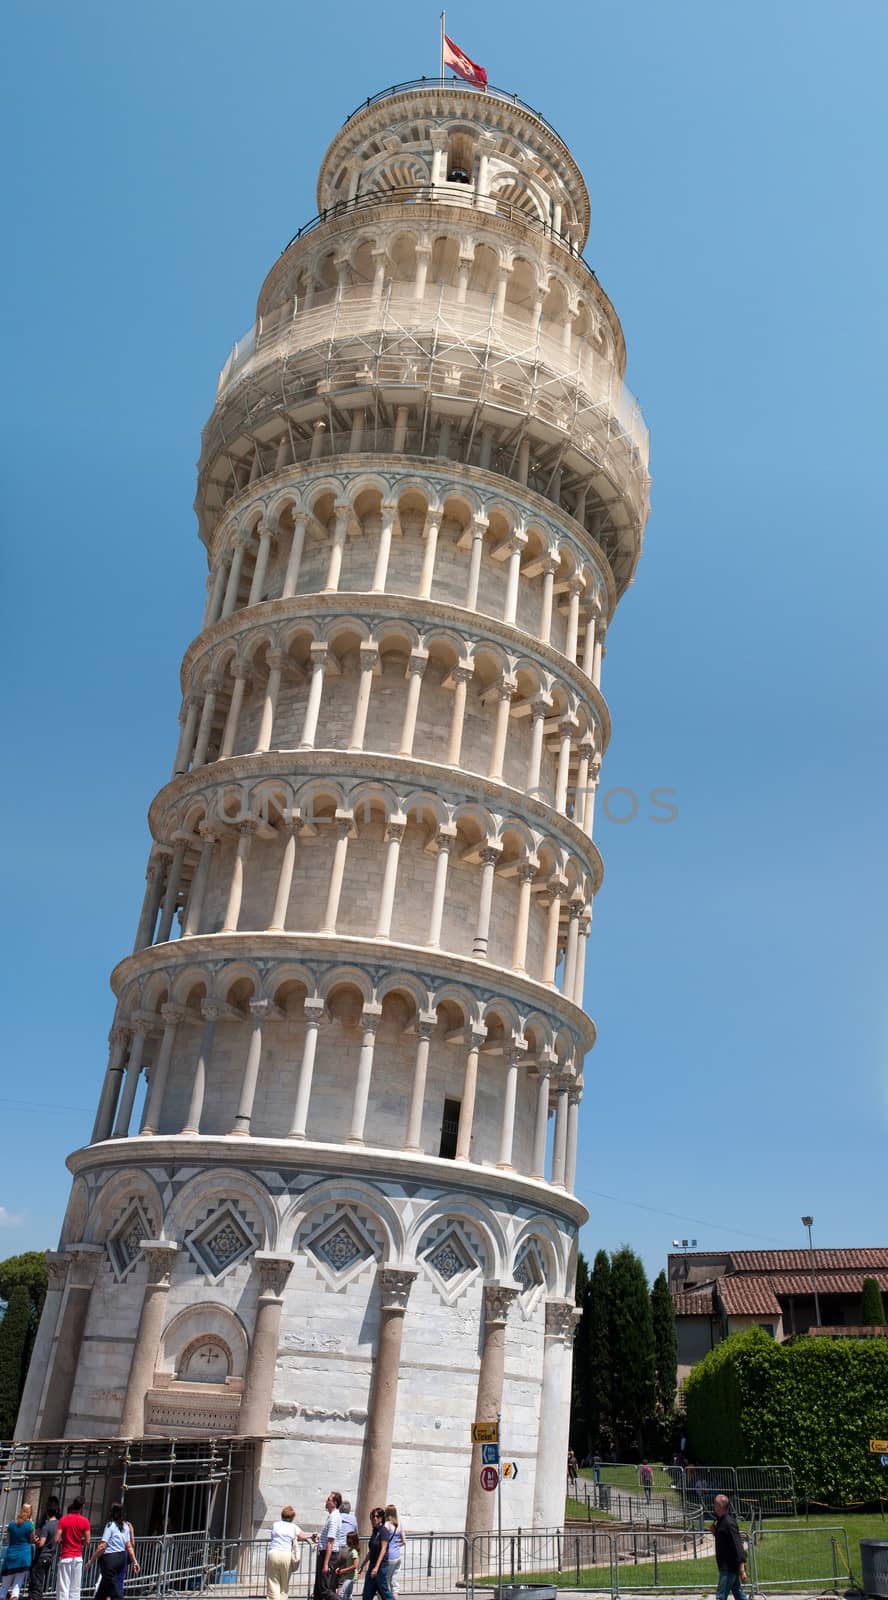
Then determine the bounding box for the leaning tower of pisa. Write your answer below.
[19,79,649,1534]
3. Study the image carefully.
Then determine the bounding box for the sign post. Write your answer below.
[497,1408,502,1599]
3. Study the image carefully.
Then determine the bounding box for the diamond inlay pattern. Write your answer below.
[107,1201,151,1280]
[187,1205,256,1281]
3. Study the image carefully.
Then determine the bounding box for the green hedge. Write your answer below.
[685,1327,888,1501]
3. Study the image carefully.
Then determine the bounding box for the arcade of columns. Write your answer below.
[23,81,650,1534]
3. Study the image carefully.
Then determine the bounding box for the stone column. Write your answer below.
[37,1244,103,1439]
[526,698,550,792]
[140,1003,185,1134]
[574,913,591,1005]
[564,574,585,663]
[426,824,455,946]
[593,627,606,688]
[551,1077,569,1187]
[554,717,577,811]
[222,820,257,932]
[221,532,249,617]
[267,817,300,931]
[404,1014,436,1150]
[203,561,228,628]
[288,999,325,1139]
[133,852,166,949]
[581,757,601,836]
[348,1010,382,1143]
[543,881,565,985]
[455,1028,487,1162]
[472,845,502,958]
[392,406,409,453]
[371,248,388,302]
[156,837,188,942]
[375,816,406,938]
[502,532,527,626]
[113,1017,150,1136]
[172,696,200,777]
[446,664,473,765]
[465,1285,519,1534]
[238,1254,295,1437]
[574,740,592,827]
[456,252,472,304]
[413,241,432,302]
[191,684,218,769]
[539,555,558,644]
[372,500,398,592]
[350,410,365,452]
[429,130,448,188]
[281,513,308,598]
[476,134,495,198]
[565,1086,582,1192]
[465,517,487,610]
[532,1299,582,1528]
[322,812,353,933]
[15,1252,68,1440]
[357,1268,418,1522]
[119,1241,179,1437]
[487,678,516,782]
[418,510,440,597]
[182,1004,219,1134]
[497,1046,524,1169]
[582,610,598,676]
[324,502,351,592]
[299,643,328,748]
[511,861,538,973]
[494,264,511,317]
[398,654,427,756]
[218,666,248,759]
[348,647,378,751]
[562,900,582,996]
[248,523,275,606]
[255,649,284,753]
[182,824,218,936]
[91,1026,130,1143]
[231,1000,278,1134]
[531,1058,553,1180]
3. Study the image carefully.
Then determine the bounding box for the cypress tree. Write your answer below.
[571,1252,592,1453]
[609,1246,656,1450]
[0,1284,32,1438]
[861,1277,886,1326]
[588,1249,613,1446]
[651,1268,678,1413]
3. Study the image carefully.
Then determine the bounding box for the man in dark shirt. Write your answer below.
[711,1494,749,1600]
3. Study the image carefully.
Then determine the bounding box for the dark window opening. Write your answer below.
[439,1098,461,1159]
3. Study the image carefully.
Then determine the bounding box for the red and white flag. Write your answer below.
[443,33,488,89]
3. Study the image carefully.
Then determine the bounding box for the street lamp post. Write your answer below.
[672,1238,698,1283]
[801,1215,821,1328]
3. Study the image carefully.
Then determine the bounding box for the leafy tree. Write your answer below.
[861,1277,886,1326]
[588,1249,613,1447]
[609,1246,655,1451]
[651,1268,678,1413]
[0,1252,48,1315]
[0,1284,32,1438]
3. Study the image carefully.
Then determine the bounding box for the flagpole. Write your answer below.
[440,11,445,84]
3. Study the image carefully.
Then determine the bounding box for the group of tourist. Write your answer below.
[0,1499,137,1600]
[265,1491,405,1600]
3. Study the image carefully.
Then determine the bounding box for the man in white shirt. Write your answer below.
[340,1501,358,1541]
[315,1491,342,1599]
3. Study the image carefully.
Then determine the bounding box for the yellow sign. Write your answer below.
[869,1440,888,1453]
[471,1421,499,1444]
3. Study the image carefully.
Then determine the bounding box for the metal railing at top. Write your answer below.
[279,185,595,274]
[340,79,570,151]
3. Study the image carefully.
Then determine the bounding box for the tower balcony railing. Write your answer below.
[279,182,593,271]
[340,78,570,151]
[214,282,649,470]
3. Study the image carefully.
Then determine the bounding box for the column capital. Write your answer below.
[249,998,281,1023]
[567,571,587,596]
[360,1005,383,1034]
[558,712,580,735]
[435,823,458,849]
[406,651,429,678]
[279,809,302,835]
[65,1243,103,1288]
[200,999,233,1024]
[384,814,407,845]
[531,695,553,720]
[303,998,327,1027]
[416,1010,437,1041]
[517,857,540,884]
[131,1007,160,1034]
[544,1297,583,1344]
[236,816,259,839]
[569,1083,583,1107]
[141,1239,178,1285]
[378,1267,418,1312]
[46,1250,69,1292]
[108,1023,131,1050]
[415,239,434,260]
[479,843,503,868]
[160,1002,186,1027]
[198,820,222,844]
[309,641,330,664]
[451,662,474,685]
[256,521,275,543]
[266,648,285,671]
[359,645,380,672]
[232,528,253,551]
[496,674,518,701]
[254,1251,295,1298]
[470,512,489,535]
[467,1025,489,1051]
[483,1283,519,1326]
[430,129,450,152]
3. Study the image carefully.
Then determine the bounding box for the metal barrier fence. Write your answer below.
[750,1525,853,1591]
[568,1462,796,1522]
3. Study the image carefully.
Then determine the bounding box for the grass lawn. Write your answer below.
[480,1511,888,1591]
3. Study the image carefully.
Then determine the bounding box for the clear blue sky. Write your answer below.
[3,1,886,1280]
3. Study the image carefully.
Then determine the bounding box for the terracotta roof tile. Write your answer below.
[672,1290,714,1316]
[717,1277,782,1316]
[728,1249,888,1273]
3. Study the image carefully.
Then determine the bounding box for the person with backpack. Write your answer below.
[29,1499,60,1600]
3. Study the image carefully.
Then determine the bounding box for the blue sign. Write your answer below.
[880,1455,888,1468]
[482,1443,500,1465]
